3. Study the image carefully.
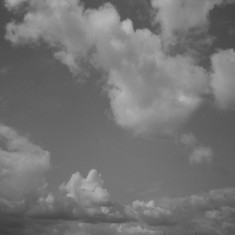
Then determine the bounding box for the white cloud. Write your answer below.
[211,49,235,109]
[60,169,110,207]
[180,133,214,165]
[0,124,50,202]
[4,0,211,136]
[28,169,131,224]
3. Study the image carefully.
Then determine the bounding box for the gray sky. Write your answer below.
[0,0,235,234]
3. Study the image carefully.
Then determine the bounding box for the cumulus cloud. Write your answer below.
[27,169,132,224]
[4,0,212,136]
[0,124,50,202]
[0,157,235,235]
[180,133,214,165]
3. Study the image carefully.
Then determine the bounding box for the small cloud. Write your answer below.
[130,200,176,226]
[180,133,214,165]
[189,146,213,165]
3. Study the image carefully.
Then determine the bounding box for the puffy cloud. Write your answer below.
[4,0,211,136]
[1,160,235,235]
[61,169,110,207]
[211,49,235,109]
[180,133,214,165]
[0,124,50,202]
[28,169,132,224]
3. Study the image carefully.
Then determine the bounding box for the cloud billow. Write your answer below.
[5,0,235,137]
[4,0,224,137]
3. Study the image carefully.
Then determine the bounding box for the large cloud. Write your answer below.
[4,0,212,136]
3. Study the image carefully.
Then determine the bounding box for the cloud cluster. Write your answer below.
[28,169,131,224]
[138,187,235,235]
[4,0,213,136]
[5,0,235,137]
[0,139,234,235]
[3,0,235,138]
[180,133,214,165]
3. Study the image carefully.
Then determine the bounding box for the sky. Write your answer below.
[0,0,235,234]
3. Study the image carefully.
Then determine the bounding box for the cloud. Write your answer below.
[211,49,235,109]
[28,169,132,224]
[189,146,213,165]
[114,223,158,235]
[156,187,235,235]
[4,0,211,136]
[0,156,235,235]
[130,200,175,226]
[0,124,50,202]
[180,133,214,165]
[151,0,234,38]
